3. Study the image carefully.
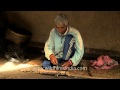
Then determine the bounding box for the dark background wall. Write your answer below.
[5,11,120,51]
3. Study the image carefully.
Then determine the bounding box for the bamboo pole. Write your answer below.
[20,66,70,76]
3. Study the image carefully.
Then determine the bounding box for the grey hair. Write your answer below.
[54,13,68,26]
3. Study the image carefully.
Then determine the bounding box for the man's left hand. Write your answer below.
[62,60,72,70]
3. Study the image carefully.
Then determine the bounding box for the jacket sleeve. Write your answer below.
[70,30,84,66]
[44,29,55,60]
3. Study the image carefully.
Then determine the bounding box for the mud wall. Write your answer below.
[6,11,120,51]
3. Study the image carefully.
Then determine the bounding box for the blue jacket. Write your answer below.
[44,26,84,66]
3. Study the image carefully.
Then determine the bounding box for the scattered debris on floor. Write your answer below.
[19,59,120,79]
[0,58,120,79]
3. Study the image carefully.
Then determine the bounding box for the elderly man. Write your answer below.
[42,13,84,70]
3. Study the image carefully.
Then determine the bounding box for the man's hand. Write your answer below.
[50,54,58,65]
[62,60,73,70]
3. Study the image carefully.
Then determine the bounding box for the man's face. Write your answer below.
[55,24,67,34]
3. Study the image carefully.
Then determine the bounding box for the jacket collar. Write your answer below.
[63,26,69,35]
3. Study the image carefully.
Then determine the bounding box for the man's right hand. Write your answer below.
[49,54,58,65]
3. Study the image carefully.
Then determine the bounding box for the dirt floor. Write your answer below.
[0,57,120,79]
[0,57,87,79]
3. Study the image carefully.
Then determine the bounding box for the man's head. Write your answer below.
[54,13,69,34]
